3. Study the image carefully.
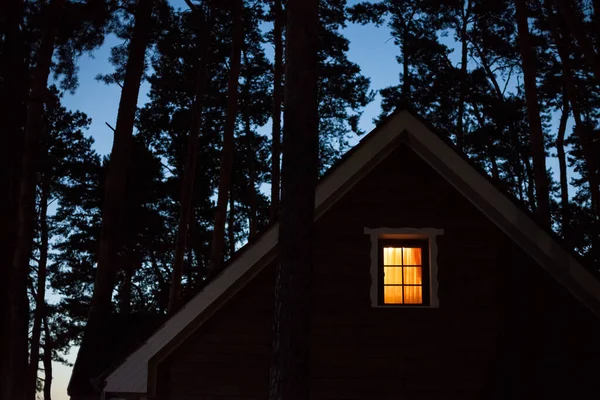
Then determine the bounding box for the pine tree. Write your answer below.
[90,0,155,316]
[27,87,92,399]
[270,0,284,220]
[515,0,551,224]
[270,0,319,398]
[6,1,66,398]
[169,0,214,313]
[554,0,600,82]
[313,0,374,173]
[209,0,245,274]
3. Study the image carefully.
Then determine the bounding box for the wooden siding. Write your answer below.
[160,144,600,399]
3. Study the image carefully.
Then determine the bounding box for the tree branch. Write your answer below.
[184,0,197,11]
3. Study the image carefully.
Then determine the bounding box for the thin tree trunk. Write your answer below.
[522,153,537,213]
[186,246,194,287]
[473,42,530,203]
[402,26,410,97]
[509,130,529,204]
[515,0,551,225]
[6,1,64,399]
[119,251,133,314]
[242,50,259,239]
[244,98,258,239]
[209,0,244,274]
[28,177,50,400]
[90,0,154,316]
[470,101,500,180]
[168,4,213,313]
[555,0,600,82]
[516,162,525,202]
[228,194,236,256]
[269,0,319,399]
[472,42,504,98]
[487,137,500,181]
[151,253,169,312]
[556,90,570,239]
[270,0,283,221]
[456,0,470,149]
[42,312,52,400]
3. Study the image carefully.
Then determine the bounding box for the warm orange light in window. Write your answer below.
[403,248,421,265]
[383,247,402,265]
[403,267,422,284]
[384,286,403,303]
[383,247,423,305]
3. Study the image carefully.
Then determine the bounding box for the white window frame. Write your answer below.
[365,227,444,308]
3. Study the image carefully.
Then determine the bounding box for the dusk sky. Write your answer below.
[48,0,569,398]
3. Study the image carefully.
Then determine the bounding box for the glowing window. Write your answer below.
[379,240,429,306]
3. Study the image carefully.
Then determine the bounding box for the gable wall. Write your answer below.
[160,144,600,399]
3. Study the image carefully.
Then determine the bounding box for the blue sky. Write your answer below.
[56,2,404,157]
[49,1,570,399]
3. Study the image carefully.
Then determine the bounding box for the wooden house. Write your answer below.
[69,106,600,400]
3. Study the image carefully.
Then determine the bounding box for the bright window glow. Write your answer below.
[383,247,423,304]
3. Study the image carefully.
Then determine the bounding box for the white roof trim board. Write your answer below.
[103,109,600,395]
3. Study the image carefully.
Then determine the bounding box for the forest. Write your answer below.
[1,0,599,399]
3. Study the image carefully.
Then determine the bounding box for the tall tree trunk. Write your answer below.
[209,0,244,274]
[28,177,50,400]
[473,44,529,202]
[168,4,213,313]
[42,312,52,400]
[246,136,258,240]
[456,0,470,149]
[555,0,600,82]
[90,0,154,316]
[546,0,600,218]
[515,0,551,225]
[402,26,410,97]
[242,52,259,239]
[0,3,27,376]
[487,136,500,181]
[186,246,194,287]
[228,194,236,256]
[556,90,570,240]
[516,161,525,202]
[119,250,134,314]
[269,0,319,399]
[470,101,500,180]
[5,1,64,399]
[270,0,283,221]
[246,119,258,239]
[522,151,537,213]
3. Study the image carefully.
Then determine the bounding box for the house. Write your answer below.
[69,106,600,399]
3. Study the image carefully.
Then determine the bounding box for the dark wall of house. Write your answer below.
[160,144,600,399]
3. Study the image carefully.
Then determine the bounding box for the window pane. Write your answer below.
[402,247,422,265]
[384,267,402,285]
[384,286,403,304]
[383,247,402,265]
[404,286,423,304]
[403,267,422,284]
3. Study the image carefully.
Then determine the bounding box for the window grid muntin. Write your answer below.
[379,239,430,306]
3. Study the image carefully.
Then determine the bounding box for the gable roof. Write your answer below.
[102,106,600,396]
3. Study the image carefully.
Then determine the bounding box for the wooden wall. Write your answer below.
[160,144,600,399]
